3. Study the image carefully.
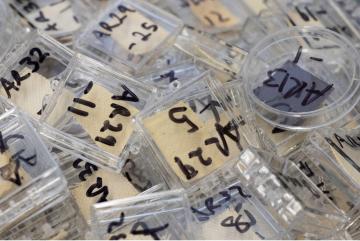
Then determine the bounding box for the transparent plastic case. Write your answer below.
[186,156,285,239]
[41,53,154,172]
[0,192,86,240]
[273,0,360,48]
[8,0,81,45]
[0,30,73,119]
[164,0,253,34]
[234,148,347,239]
[308,128,360,200]
[91,189,194,239]
[287,134,360,220]
[0,108,83,237]
[136,72,253,188]
[31,119,169,223]
[74,0,183,74]
[241,26,360,131]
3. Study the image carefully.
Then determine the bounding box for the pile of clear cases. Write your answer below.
[1,0,360,239]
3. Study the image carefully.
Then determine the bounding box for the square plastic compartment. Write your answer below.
[41,53,154,172]
[31,119,169,223]
[186,155,285,239]
[74,0,183,74]
[136,72,253,188]
[0,30,73,119]
[8,0,81,44]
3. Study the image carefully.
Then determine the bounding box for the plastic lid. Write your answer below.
[242,26,360,131]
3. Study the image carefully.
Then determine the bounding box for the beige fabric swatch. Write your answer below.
[188,0,240,28]
[71,168,139,221]
[0,68,53,118]
[70,83,138,156]
[26,0,81,33]
[109,9,170,55]
[143,101,242,183]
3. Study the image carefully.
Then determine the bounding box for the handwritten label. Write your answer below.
[0,47,53,118]
[93,4,170,56]
[254,59,333,114]
[67,82,139,156]
[287,5,324,27]
[191,185,268,239]
[71,158,139,221]
[107,212,168,240]
[325,133,360,185]
[15,0,80,33]
[187,0,240,28]
[0,132,36,197]
[143,101,242,183]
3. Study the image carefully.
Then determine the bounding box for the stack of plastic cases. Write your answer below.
[8,0,82,46]
[135,72,256,189]
[90,189,195,240]
[27,119,168,231]
[0,108,86,239]
[0,30,73,119]
[74,0,184,75]
[233,148,349,239]
[40,53,154,172]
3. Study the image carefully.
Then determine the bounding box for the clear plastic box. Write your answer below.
[136,72,253,188]
[186,155,285,239]
[234,148,348,239]
[74,0,184,74]
[273,0,360,48]
[287,133,360,219]
[91,189,194,239]
[0,30,73,119]
[308,128,360,198]
[164,0,253,34]
[0,108,86,239]
[241,26,360,131]
[8,0,81,45]
[41,53,154,172]
[30,118,169,223]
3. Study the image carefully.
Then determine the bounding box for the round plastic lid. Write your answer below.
[242,26,360,131]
